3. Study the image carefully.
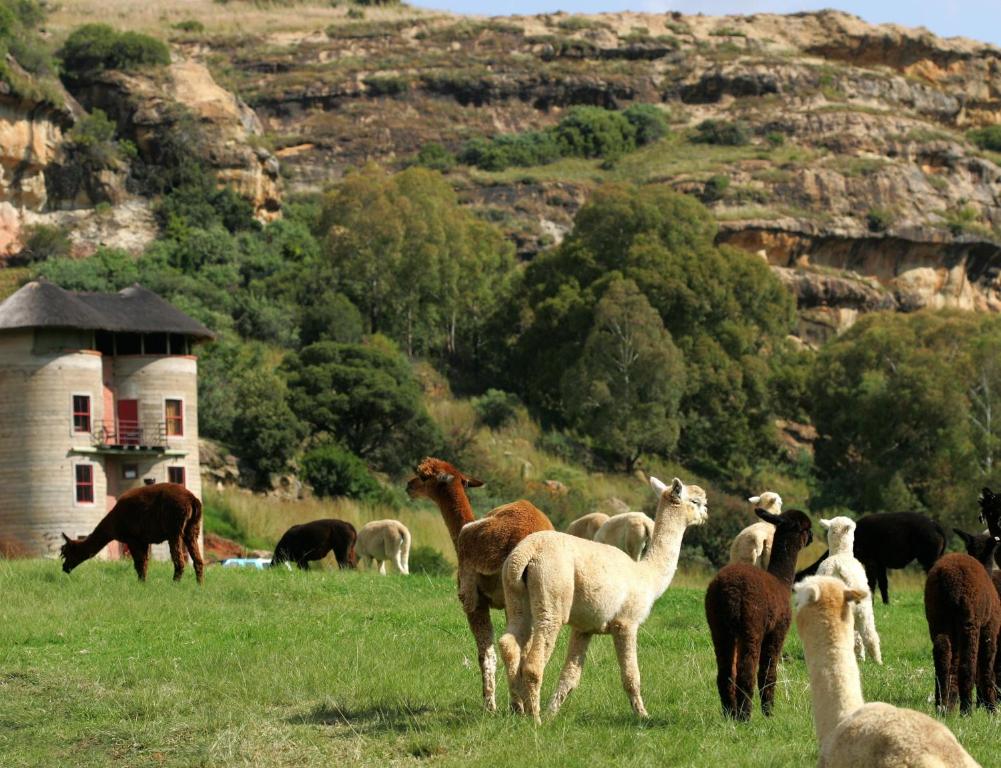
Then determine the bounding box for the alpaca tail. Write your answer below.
[399,524,411,574]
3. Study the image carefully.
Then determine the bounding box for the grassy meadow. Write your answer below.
[2,561,999,767]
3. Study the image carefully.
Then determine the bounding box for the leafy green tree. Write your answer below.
[283,340,441,472]
[300,291,364,346]
[300,442,383,500]
[562,279,685,471]
[230,369,307,484]
[59,24,170,81]
[622,103,668,145]
[554,106,637,158]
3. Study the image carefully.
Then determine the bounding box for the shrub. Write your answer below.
[19,224,71,264]
[554,106,637,159]
[866,207,893,233]
[300,442,383,500]
[701,174,730,203]
[472,388,520,429]
[172,19,205,33]
[765,131,785,147]
[969,125,1001,153]
[414,142,455,172]
[622,103,668,146]
[59,24,170,80]
[692,119,750,146]
[363,74,409,96]
[409,545,454,576]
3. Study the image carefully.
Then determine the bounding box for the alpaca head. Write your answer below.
[649,476,709,526]
[748,491,782,514]
[793,575,868,639]
[59,532,87,574]
[406,457,484,501]
[978,487,1001,537]
[756,507,813,548]
[953,528,1000,568]
[819,516,856,553]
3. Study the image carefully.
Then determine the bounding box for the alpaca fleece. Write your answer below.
[855,512,946,604]
[356,519,411,575]
[499,477,707,722]
[271,519,357,570]
[795,576,980,768]
[728,491,782,569]
[594,512,655,561]
[60,483,204,584]
[706,506,813,720]
[405,457,553,712]
[565,512,610,540]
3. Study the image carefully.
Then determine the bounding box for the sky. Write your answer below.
[408,1,1001,46]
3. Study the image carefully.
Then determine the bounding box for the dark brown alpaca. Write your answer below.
[924,530,1001,715]
[705,507,813,720]
[59,483,204,584]
[978,487,1001,572]
[270,519,357,570]
[406,457,554,712]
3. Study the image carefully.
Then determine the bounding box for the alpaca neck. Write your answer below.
[802,622,865,745]
[431,484,475,550]
[74,518,116,559]
[828,534,853,557]
[766,532,802,587]
[639,505,688,597]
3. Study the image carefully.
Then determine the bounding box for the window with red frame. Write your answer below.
[167,466,185,486]
[75,464,94,503]
[72,395,91,433]
[165,399,183,436]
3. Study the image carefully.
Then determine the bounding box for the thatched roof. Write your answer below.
[0,281,215,340]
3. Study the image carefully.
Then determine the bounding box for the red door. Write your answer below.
[117,399,139,445]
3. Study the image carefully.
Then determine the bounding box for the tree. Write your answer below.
[562,279,685,471]
[230,369,306,485]
[283,340,441,473]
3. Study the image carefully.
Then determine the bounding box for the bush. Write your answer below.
[413,142,455,172]
[301,443,383,500]
[18,224,71,264]
[622,103,668,146]
[172,19,205,33]
[408,545,454,576]
[363,74,409,96]
[765,131,785,147]
[472,388,520,429]
[969,125,1001,153]
[459,131,561,171]
[866,208,893,232]
[59,24,170,80]
[701,174,730,203]
[555,106,637,159]
[692,119,750,146]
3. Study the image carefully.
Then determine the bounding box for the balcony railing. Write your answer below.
[91,420,168,450]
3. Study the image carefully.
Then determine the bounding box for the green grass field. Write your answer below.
[2,561,999,767]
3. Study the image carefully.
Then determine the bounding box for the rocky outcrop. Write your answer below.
[0,87,74,211]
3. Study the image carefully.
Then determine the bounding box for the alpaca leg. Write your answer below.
[757,630,785,717]
[857,601,882,665]
[958,624,979,715]
[168,537,185,581]
[547,630,593,715]
[393,549,406,575]
[876,565,889,605]
[612,624,648,718]
[854,630,866,663]
[457,564,481,615]
[933,634,953,713]
[522,618,561,724]
[378,560,387,575]
[711,630,738,718]
[131,543,150,582]
[465,604,498,713]
[734,636,759,722]
[976,625,997,712]
[498,609,533,714]
[183,522,204,585]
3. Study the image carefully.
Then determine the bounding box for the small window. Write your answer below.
[122,464,138,480]
[72,395,91,433]
[169,334,188,355]
[165,399,184,436]
[75,464,94,504]
[168,466,186,486]
[116,333,142,355]
[96,331,114,356]
[144,333,168,355]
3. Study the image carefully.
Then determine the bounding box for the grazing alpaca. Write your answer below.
[356,519,411,574]
[270,519,357,570]
[593,512,655,561]
[978,487,1001,570]
[59,483,204,584]
[499,477,708,722]
[405,457,554,712]
[565,512,609,540]
[924,530,1001,714]
[815,517,882,665]
[728,491,782,569]
[795,576,981,768]
[799,511,947,603]
[705,506,813,720]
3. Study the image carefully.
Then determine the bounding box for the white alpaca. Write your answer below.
[499,477,708,722]
[729,491,782,569]
[356,519,411,574]
[794,576,981,768]
[565,512,609,540]
[816,517,882,665]
[594,512,655,561]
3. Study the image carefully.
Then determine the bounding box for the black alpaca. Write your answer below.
[978,488,1001,570]
[270,519,358,570]
[796,511,945,604]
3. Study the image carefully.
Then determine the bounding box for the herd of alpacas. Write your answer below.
[57,468,1001,766]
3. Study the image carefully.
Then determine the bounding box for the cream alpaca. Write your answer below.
[356,519,411,575]
[729,491,782,568]
[816,517,881,665]
[594,512,655,561]
[794,576,981,768]
[565,512,610,540]
[499,477,708,722]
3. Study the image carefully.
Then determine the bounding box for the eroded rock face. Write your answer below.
[0,95,72,211]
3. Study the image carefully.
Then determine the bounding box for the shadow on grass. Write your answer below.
[291,700,470,734]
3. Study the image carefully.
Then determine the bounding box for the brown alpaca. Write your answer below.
[406,457,554,711]
[924,531,1001,715]
[59,483,204,584]
[705,507,813,720]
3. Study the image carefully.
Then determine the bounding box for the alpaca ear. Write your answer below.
[748,495,761,504]
[820,519,832,529]
[436,472,455,485]
[463,477,484,489]
[793,581,821,610]
[844,587,868,604]
[670,477,685,498]
[755,508,782,525]
[649,476,668,496]
[61,532,70,543]
[954,528,973,544]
